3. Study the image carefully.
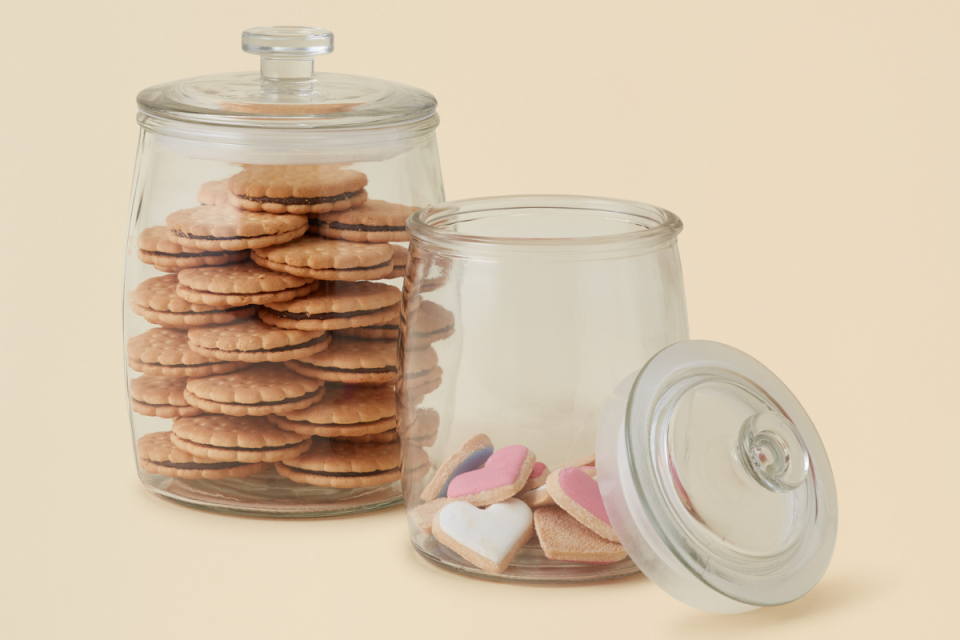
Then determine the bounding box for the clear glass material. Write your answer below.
[398,196,688,581]
[596,341,838,612]
[124,27,444,517]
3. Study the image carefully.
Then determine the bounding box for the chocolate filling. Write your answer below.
[189,441,306,451]
[223,388,323,407]
[166,305,254,316]
[138,361,219,369]
[279,463,398,478]
[298,363,397,374]
[211,334,328,354]
[149,460,249,470]
[237,190,362,206]
[328,222,406,232]
[143,249,243,258]
[173,230,285,241]
[267,307,385,321]
[263,258,393,273]
[411,324,454,338]
[407,368,432,379]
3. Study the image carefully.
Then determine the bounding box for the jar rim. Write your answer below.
[407,195,683,256]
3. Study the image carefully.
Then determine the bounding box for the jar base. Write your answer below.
[141,468,402,518]
[413,534,641,583]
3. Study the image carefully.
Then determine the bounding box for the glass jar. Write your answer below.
[397,196,838,612]
[124,27,443,516]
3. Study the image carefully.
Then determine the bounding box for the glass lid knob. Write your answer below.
[241,26,334,81]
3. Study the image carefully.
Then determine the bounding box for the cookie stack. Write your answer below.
[128,164,422,494]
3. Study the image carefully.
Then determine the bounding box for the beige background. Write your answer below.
[2,1,958,638]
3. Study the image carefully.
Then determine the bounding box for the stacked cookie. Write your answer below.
[129,164,421,492]
[409,437,627,574]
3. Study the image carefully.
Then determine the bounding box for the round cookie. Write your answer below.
[228,164,369,214]
[275,438,402,488]
[404,300,455,349]
[333,430,398,444]
[270,384,397,437]
[170,414,311,463]
[197,178,231,205]
[183,363,325,417]
[334,323,400,341]
[311,199,418,243]
[187,319,330,363]
[130,375,203,418]
[402,346,442,392]
[251,236,394,281]
[127,327,250,377]
[137,226,249,273]
[166,204,308,251]
[129,274,256,327]
[137,431,270,479]
[384,244,408,279]
[258,280,401,331]
[404,444,431,484]
[176,262,319,307]
[285,337,397,385]
[399,407,441,448]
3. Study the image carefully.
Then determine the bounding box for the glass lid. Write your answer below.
[137,26,437,130]
[596,341,838,614]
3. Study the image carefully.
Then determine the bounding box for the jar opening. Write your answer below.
[408,195,682,257]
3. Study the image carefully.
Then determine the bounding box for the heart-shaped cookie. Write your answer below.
[521,461,550,491]
[546,466,618,542]
[446,445,536,506]
[534,506,627,564]
[432,498,534,574]
[419,434,494,502]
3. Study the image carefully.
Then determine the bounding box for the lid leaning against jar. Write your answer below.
[596,341,838,614]
[136,26,438,163]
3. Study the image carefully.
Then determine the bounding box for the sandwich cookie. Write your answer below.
[251,236,394,281]
[258,280,401,331]
[270,384,397,438]
[187,319,330,363]
[402,346,441,391]
[128,327,249,377]
[403,444,431,484]
[534,506,627,564]
[166,204,308,251]
[196,178,231,206]
[310,199,418,243]
[130,274,256,328]
[228,164,369,215]
[420,433,494,502]
[275,438,402,488]
[137,431,270,479]
[432,499,535,575]
[176,262,318,307]
[399,407,440,448]
[285,336,397,385]
[137,226,248,273]
[335,322,400,341]
[130,375,203,418]
[383,245,408,279]
[333,431,398,444]
[183,363,325,417]
[403,301,455,349]
[170,414,311,463]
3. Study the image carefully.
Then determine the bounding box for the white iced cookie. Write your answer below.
[432,499,535,574]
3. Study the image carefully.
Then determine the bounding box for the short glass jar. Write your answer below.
[124,27,443,516]
[398,195,688,580]
[397,196,837,612]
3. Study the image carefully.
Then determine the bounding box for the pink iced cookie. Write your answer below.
[447,445,536,507]
[545,466,618,542]
[432,498,534,574]
[520,461,550,492]
[419,434,494,502]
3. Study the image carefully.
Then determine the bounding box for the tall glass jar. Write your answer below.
[398,196,688,581]
[124,27,443,516]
